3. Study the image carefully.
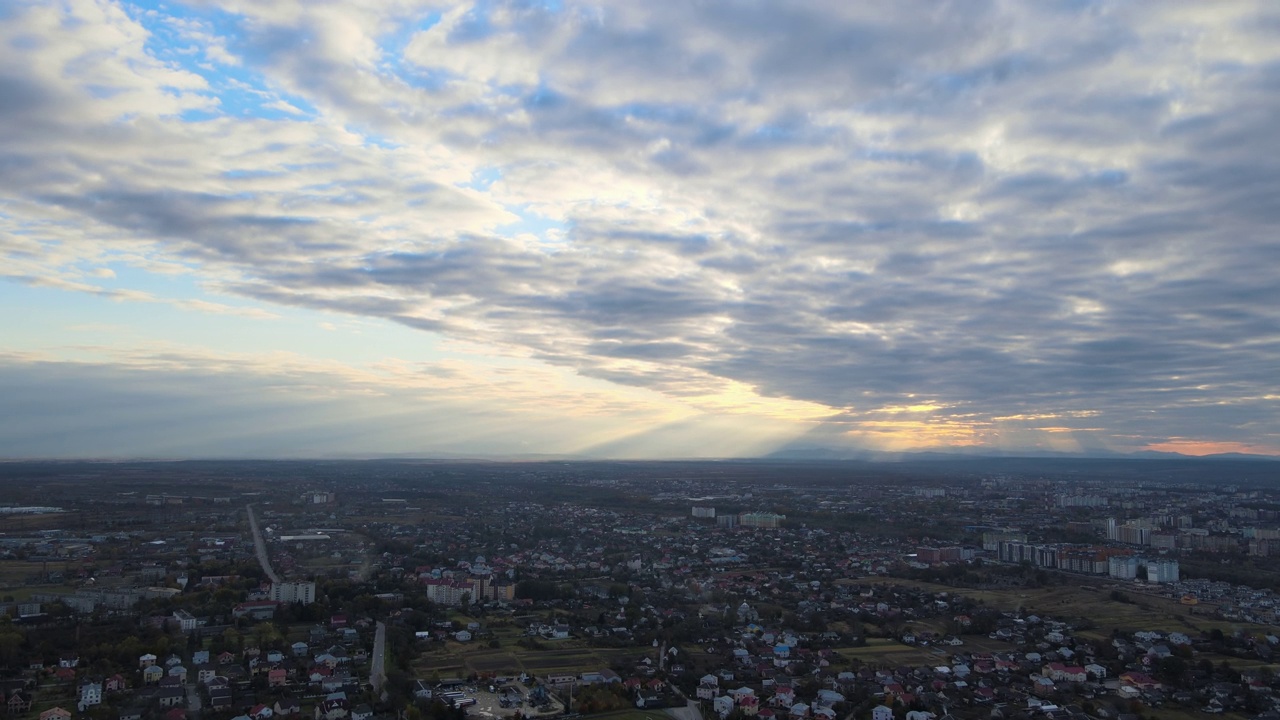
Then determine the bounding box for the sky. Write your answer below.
[1,0,1279,459]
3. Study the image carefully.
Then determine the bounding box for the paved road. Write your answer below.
[246,504,280,584]
[370,621,387,699]
[185,682,202,716]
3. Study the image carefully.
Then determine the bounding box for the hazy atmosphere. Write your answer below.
[2,0,1278,458]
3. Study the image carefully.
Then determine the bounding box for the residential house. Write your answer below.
[872,706,893,720]
[208,685,233,711]
[158,687,185,708]
[78,681,102,712]
[697,681,718,701]
[6,692,30,714]
[274,696,301,717]
[159,676,183,690]
[814,690,843,707]
[314,694,350,720]
[233,602,279,621]
[1044,663,1086,683]
[1032,677,1055,697]
[1119,672,1161,691]
[40,708,72,720]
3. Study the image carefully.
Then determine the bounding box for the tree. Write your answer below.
[0,625,21,669]
[252,622,282,648]
[1157,656,1187,684]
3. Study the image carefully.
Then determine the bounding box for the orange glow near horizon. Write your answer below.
[1143,439,1280,457]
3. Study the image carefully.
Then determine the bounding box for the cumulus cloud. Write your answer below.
[2,0,1279,455]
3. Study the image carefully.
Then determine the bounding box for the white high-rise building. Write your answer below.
[1108,555,1138,579]
[1146,559,1180,584]
[270,581,317,605]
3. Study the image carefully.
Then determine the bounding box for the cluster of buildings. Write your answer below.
[11,461,1280,720]
[419,575,515,606]
[4,614,382,720]
[691,508,788,529]
[994,542,1180,583]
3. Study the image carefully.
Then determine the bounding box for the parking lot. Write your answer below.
[464,682,564,720]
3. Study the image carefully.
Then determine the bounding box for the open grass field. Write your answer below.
[0,560,65,585]
[0,513,72,533]
[0,584,79,602]
[833,639,938,667]
[584,711,673,720]
[877,578,1277,640]
[415,639,640,678]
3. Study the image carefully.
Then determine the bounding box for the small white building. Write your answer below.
[77,683,102,712]
[173,609,198,633]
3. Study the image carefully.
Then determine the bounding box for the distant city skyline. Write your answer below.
[2,1,1278,459]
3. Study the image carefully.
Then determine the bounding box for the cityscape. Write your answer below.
[0,459,1279,720]
[3,4,1279,720]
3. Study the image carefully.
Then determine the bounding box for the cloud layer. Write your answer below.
[1,0,1278,456]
